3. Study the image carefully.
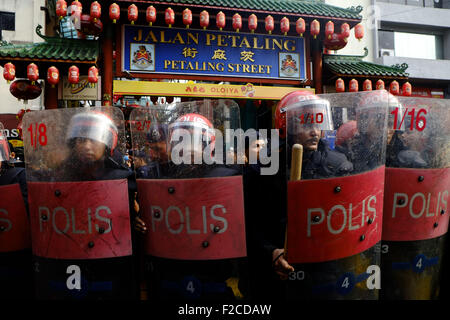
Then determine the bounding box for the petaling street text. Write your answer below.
[163,60,272,74]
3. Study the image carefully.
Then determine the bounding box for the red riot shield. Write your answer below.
[0,183,30,252]
[130,100,247,300]
[382,97,450,300]
[23,107,135,300]
[285,91,388,300]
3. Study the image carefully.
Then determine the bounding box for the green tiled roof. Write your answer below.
[0,25,98,63]
[121,0,362,20]
[324,50,409,78]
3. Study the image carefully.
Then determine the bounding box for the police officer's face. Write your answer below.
[150,141,168,162]
[296,128,321,151]
[248,139,266,161]
[73,137,106,163]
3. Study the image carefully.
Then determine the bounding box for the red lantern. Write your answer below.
[233,13,242,32]
[68,65,79,87]
[182,8,192,28]
[310,19,320,39]
[376,79,385,90]
[88,66,99,84]
[27,63,39,85]
[146,6,156,26]
[265,15,274,34]
[3,62,15,83]
[336,78,345,93]
[341,23,350,38]
[280,17,290,35]
[90,1,101,23]
[109,3,120,24]
[56,0,67,20]
[165,7,175,28]
[389,80,400,95]
[324,32,348,51]
[363,79,372,91]
[70,1,82,22]
[248,14,257,33]
[128,4,138,25]
[325,21,334,40]
[10,80,42,103]
[47,66,59,88]
[296,18,305,37]
[355,23,364,41]
[402,82,412,96]
[349,79,359,92]
[216,11,226,31]
[200,10,209,30]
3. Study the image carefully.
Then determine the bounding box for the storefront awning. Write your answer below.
[324,49,409,80]
[0,25,98,65]
[113,80,313,100]
[117,0,362,21]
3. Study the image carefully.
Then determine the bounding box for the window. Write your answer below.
[394,31,442,59]
[0,11,15,41]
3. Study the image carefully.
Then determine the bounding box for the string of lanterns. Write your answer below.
[55,1,365,41]
[2,61,99,101]
[335,78,412,96]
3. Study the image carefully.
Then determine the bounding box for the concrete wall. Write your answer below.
[376,55,450,80]
[325,0,374,61]
[0,0,45,114]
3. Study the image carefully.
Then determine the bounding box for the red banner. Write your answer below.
[0,184,30,252]
[137,176,246,260]
[382,167,449,241]
[28,180,132,259]
[287,166,385,263]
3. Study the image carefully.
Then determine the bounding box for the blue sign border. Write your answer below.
[122,25,306,81]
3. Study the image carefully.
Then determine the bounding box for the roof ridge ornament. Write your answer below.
[390,63,409,71]
[347,5,363,14]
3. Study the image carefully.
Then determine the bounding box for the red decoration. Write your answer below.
[349,79,359,92]
[280,17,290,35]
[376,79,385,90]
[341,23,350,38]
[248,14,257,33]
[165,7,175,28]
[296,18,305,37]
[355,23,364,41]
[265,15,274,34]
[216,11,226,31]
[10,80,42,103]
[325,21,334,40]
[363,79,372,91]
[27,63,39,85]
[390,80,400,95]
[109,3,120,24]
[182,8,192,28]
[324,32,348,51]
[47,66,59,88]
[402,82,412,96]
[68,65,79,87]
[128,4,138,25]
[335,78,345,93]
[232,13,242,32]
[3,62,15,83]
[146,6,156,26]
[90,1,101,23]
[200,10,209,30]
[70,1,82,23]
[56,0,67,20]
[88,66,99,84]
[310,19,320,39]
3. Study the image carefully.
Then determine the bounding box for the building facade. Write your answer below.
[374,0,450,98]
